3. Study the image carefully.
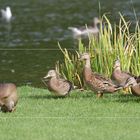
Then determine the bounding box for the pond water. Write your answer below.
[0,0,140,87]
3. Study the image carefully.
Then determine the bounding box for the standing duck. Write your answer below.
[43,70,73,96]
[80,53,121,97]
[124,77,140,96]
[111,59,135,87]
[0,83,18,112]
[68,17,100,38]
[1,6,12,22]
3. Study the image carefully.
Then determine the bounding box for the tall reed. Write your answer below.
[56,14,140,88]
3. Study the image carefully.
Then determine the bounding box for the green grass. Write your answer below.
[1,86,140,140]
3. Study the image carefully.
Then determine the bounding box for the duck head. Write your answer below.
[79,53,90,60]
[44,70,57,79]
[6,6,11,11]
[6,6,12,17]
[113,59,120,69]
[93,17,101,27]
[1,101,15,113]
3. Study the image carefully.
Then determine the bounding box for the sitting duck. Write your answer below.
[80,53,121,97]
[43,70,73,96]
[111,59,135,87]
[68,17,100,38]
[124,77,140,96]
[0,83,18,112]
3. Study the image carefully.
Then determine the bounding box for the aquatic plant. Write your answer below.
[56,14,140,88]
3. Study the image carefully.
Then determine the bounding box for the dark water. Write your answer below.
[0,0,140,87]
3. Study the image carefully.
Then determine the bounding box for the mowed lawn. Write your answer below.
[1,86,140,140]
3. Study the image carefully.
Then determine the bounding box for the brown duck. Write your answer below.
[0,83,18,112]
[111,59,135,87]
[124,77,140,96]
[80,53,121,97]
[43,70,73,96]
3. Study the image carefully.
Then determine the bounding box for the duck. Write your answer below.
[68,17,100,38]
[80,53,121,97]
[43,70,73,96]
[0,83,18,112]
[136,76,140,83]
[124,77,140,96]
[111,59,135,87]
[1,6,12,22]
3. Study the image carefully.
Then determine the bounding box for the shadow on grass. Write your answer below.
[20,86,140,102]
[113,94,140,103]
[26,90,96,100]
[27,95,66,100]
[22,92,140,103]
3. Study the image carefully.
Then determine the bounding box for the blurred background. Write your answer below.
[0,0,139,87]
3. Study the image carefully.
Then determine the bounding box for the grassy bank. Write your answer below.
[1,86,140,140]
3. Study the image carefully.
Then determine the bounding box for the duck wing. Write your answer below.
[57,79,73,93]
[92,72,118,87]
[93,72,112,82]
[122,72,140,84]
[88,77,114,92]
[122,71,135,77]
[87,72,116,91]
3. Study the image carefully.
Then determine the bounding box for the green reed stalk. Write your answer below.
[56,15,140,88]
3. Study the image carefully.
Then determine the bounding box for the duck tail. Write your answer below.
[66,80,74,93]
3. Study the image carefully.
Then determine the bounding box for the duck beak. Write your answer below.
[78,55,83,60]
[43,74,51,79]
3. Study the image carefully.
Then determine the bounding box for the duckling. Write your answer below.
[80,53,121,97]
[1,6,12,22]
[111,59,135,87]
[43,70,73,96]
[124,77,140,96]
[68,17,100,38]
[0,83,18,112]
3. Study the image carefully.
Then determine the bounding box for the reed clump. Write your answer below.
[56,14,140,89]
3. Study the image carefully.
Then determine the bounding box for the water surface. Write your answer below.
[0,0,140,87]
